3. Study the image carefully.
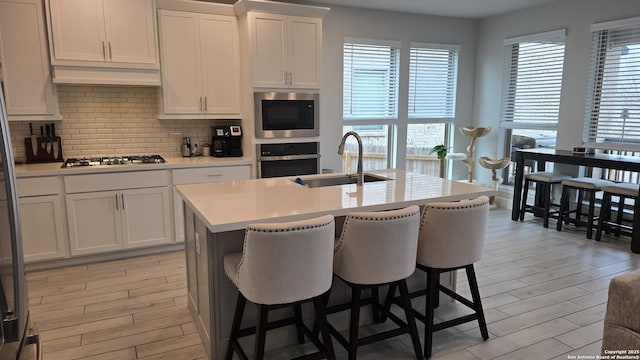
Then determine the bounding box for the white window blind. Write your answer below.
[408,43,459,119]
[500,30,566,128]
[343,40,400,120]
[584,17,640,149]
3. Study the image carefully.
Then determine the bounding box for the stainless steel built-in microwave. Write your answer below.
[254,92,319,138]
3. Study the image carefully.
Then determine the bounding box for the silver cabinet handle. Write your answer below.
[121,193,125,210]
[102,41,106,60]
[115,193,119,210]
[204,96,208,111]
[108,41,112,61]
[199,96,203,112]
[207,174,223,177]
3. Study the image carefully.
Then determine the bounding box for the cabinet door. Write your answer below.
[199,14,241,116]
[66,191,122,256]
[158,10,202,114]
[289,17,322,89]
[0,0,58,119]
[251,13,287,88]
[20,195,66,262]
[48,0,106,62]
[102,0,157,65]
[121,187,172,249]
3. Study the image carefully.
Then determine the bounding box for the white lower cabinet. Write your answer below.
[67,187,172,256]
[19,195,67,262]
[64,170,172,256]
[16,176,67,263]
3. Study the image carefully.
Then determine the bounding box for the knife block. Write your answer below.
[25,137,63,163]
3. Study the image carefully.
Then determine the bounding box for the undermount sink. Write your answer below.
[293,173,390,188]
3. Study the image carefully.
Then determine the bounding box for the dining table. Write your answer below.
[511,148,640,253]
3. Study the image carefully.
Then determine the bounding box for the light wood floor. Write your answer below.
[27,208,640,359]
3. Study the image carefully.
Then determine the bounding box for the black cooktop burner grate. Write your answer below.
[62,155,166,168]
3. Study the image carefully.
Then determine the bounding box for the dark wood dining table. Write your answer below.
[511,148,640,253]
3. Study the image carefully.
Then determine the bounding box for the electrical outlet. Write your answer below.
[195,232,201,255]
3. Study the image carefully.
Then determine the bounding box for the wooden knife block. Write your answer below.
[25,137,63,163]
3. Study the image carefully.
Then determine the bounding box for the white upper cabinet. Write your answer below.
[45,0,160,85]
[249,13,322,89]
[0,0,60,121]
[157,7,241,118]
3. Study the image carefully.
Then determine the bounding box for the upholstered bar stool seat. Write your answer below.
[557,177,614,239]
[520,172,571,227]
[596,183,640,242]
[328,206,423,360]
[224,215,336,360]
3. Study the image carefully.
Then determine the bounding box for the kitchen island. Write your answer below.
[175,169,494,359]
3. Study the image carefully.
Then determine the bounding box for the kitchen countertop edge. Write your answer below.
[14,156,254,177]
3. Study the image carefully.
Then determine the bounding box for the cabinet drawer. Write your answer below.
[17,177,61,197]
[172,165,250,185]
[65,170,169,193]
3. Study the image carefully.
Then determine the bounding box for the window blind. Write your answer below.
[408,43,459,119]
[343,41,400,120]
[584,18,640,149]
[500,30,566,128]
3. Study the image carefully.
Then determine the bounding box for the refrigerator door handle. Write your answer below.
[23,328,42,360]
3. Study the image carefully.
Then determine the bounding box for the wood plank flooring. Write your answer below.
[27,208,640,359]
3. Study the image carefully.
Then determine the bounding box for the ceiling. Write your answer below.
[208,0,564,19]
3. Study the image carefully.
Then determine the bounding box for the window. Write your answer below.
[341,39,459,177]
[499,30,566,182]
[343,40,400,120]
[408,43,459,119]
[584,16,640,150]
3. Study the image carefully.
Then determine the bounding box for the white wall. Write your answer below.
[315,4,478,174]
[472,0,640,183]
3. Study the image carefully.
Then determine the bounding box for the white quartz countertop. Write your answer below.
[176,169,495,233]
[14,156,253,177]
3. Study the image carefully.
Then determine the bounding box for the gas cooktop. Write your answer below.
[62,155,166,168]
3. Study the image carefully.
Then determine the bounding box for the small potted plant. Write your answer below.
[429,145,448,177]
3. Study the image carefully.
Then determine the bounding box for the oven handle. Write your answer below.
[258,154,320,161]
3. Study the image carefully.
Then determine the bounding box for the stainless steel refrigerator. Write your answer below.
[0,86,40,359]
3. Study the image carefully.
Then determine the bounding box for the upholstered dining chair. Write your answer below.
[223,215,336,360]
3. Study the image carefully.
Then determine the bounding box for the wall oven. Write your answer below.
[257,142,320,178]
[254,92,319,138]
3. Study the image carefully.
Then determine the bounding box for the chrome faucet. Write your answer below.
[338,131,364,186]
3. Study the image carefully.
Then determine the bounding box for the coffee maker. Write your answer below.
[212,125,243,157]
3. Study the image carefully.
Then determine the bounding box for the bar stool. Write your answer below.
[556,177,614,239]
[405,195,490,358]
[519,172,570,227]
[595,183,640,241]
[329,206,423,360]
[224,215,336,360]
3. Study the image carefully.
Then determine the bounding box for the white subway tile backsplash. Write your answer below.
[9,85,236,161]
